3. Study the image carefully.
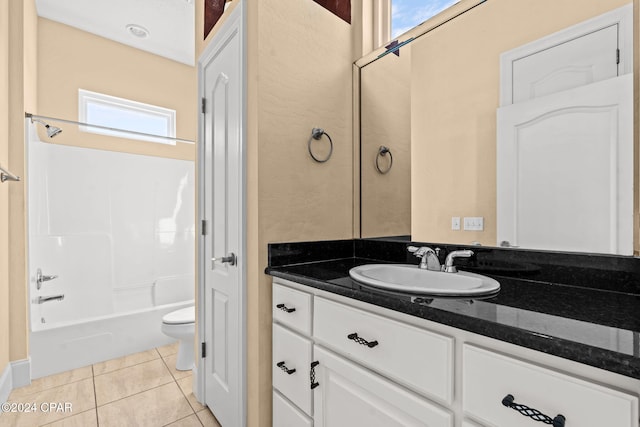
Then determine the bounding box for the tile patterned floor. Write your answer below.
[0,343,222,427]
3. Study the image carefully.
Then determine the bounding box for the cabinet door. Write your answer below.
[274,390,313,427]
[313,346,452,427]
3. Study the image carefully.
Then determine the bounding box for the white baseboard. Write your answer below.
[11,358,31,389]
[0,364,11,405]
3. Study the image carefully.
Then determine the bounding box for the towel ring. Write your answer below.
[375,146,393,174]
[308,128,333,163]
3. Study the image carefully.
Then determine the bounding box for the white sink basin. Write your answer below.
[349,264,500,297]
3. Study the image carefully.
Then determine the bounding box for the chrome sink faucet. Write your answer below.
[408,246,441,271]
[443,250,474,273]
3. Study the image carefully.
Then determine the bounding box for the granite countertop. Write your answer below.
[266,240,640,380]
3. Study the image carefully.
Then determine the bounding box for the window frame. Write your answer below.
[78,89,177,145]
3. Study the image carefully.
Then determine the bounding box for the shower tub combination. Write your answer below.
[27,123,195,378]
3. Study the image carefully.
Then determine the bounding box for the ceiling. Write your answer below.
[35,0,195,66]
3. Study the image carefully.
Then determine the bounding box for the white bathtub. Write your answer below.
[30,300,193,378]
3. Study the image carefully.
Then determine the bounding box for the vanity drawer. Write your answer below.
[463,345,638,427]
[313,296,454,404]
[273,323,313,416]
[274,390,313,427]
[273,282,312,336]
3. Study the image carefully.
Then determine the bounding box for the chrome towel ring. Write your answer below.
[308,128,333,163]
[375,146,393,174]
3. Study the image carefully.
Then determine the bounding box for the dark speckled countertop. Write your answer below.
[265,239,640,380]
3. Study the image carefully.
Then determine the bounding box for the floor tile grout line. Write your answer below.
[92,365,99,427]
[35,409,96,427]
[94,349,177,407]
[158,351,188,382]
[95,378,178,408]
[11,372,94,400]
[159,355,200,414]
[93,352,163,377]
[162,412,203,427]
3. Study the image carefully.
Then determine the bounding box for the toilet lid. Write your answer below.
[162,306,195,325]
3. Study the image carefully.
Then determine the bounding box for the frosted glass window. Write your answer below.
[79,89,176,145]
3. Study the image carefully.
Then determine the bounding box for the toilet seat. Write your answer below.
[162,306,195,325]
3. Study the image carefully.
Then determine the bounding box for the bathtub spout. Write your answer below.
[36,294,65,304]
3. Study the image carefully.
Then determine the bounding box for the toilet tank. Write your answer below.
[154,275,195,306]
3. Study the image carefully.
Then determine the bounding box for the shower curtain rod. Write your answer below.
[25,113,196,144]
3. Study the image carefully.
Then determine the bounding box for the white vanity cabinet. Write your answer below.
[313,345,452,427]
[463,345,639,427]
[271,278,640,427]
[272,279,453,427]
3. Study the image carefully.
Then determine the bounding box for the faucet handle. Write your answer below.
[444,250,474,273]
[407,246,420,253]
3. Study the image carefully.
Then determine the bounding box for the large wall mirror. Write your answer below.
[357,0,636,255]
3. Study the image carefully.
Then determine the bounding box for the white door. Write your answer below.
[199,4,245,426]
[313,346,452,427]
[500,4,632,106]
[496,74,633,255]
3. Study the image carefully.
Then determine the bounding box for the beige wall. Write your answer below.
[411,0,632,245]
[7,0,38,364]
[196,0,354,425]
[255,0,353,422]
[1,0,10,372]
[360,49,411,237]
[37,18,196,160]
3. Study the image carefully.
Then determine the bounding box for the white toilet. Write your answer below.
[161,306,195,371]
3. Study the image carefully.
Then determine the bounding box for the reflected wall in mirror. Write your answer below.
[360,49,411,238]
[358,0,636,255]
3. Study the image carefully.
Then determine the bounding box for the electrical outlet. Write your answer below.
[451,217,461,230]
[464,217,484,231]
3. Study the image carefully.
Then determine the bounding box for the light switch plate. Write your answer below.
[464,217,484,231]
[451,217,461,230]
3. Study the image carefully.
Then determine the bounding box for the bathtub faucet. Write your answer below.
[36,294,65,304]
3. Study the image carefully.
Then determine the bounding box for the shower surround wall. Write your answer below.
[27,124,195,378]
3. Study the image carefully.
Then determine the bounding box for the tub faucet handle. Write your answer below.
[36,268,59,290]
[35,294,65,304]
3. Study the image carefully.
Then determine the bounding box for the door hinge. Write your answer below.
[201,97,206,114]
[201,219,208,236]
[616,48,620,65]
[201,342,206,358]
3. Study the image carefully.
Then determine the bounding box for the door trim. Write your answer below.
[196,2,247,425]
[499,3,632,106]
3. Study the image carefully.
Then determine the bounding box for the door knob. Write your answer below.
[36,268,59,290]
[212,253,237,267]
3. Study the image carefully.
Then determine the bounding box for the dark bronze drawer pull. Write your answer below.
[276,361,296,375]
[310,361,320,389]
[276,303,296,313]
[501,394,565,427]
[347,332,378,348]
